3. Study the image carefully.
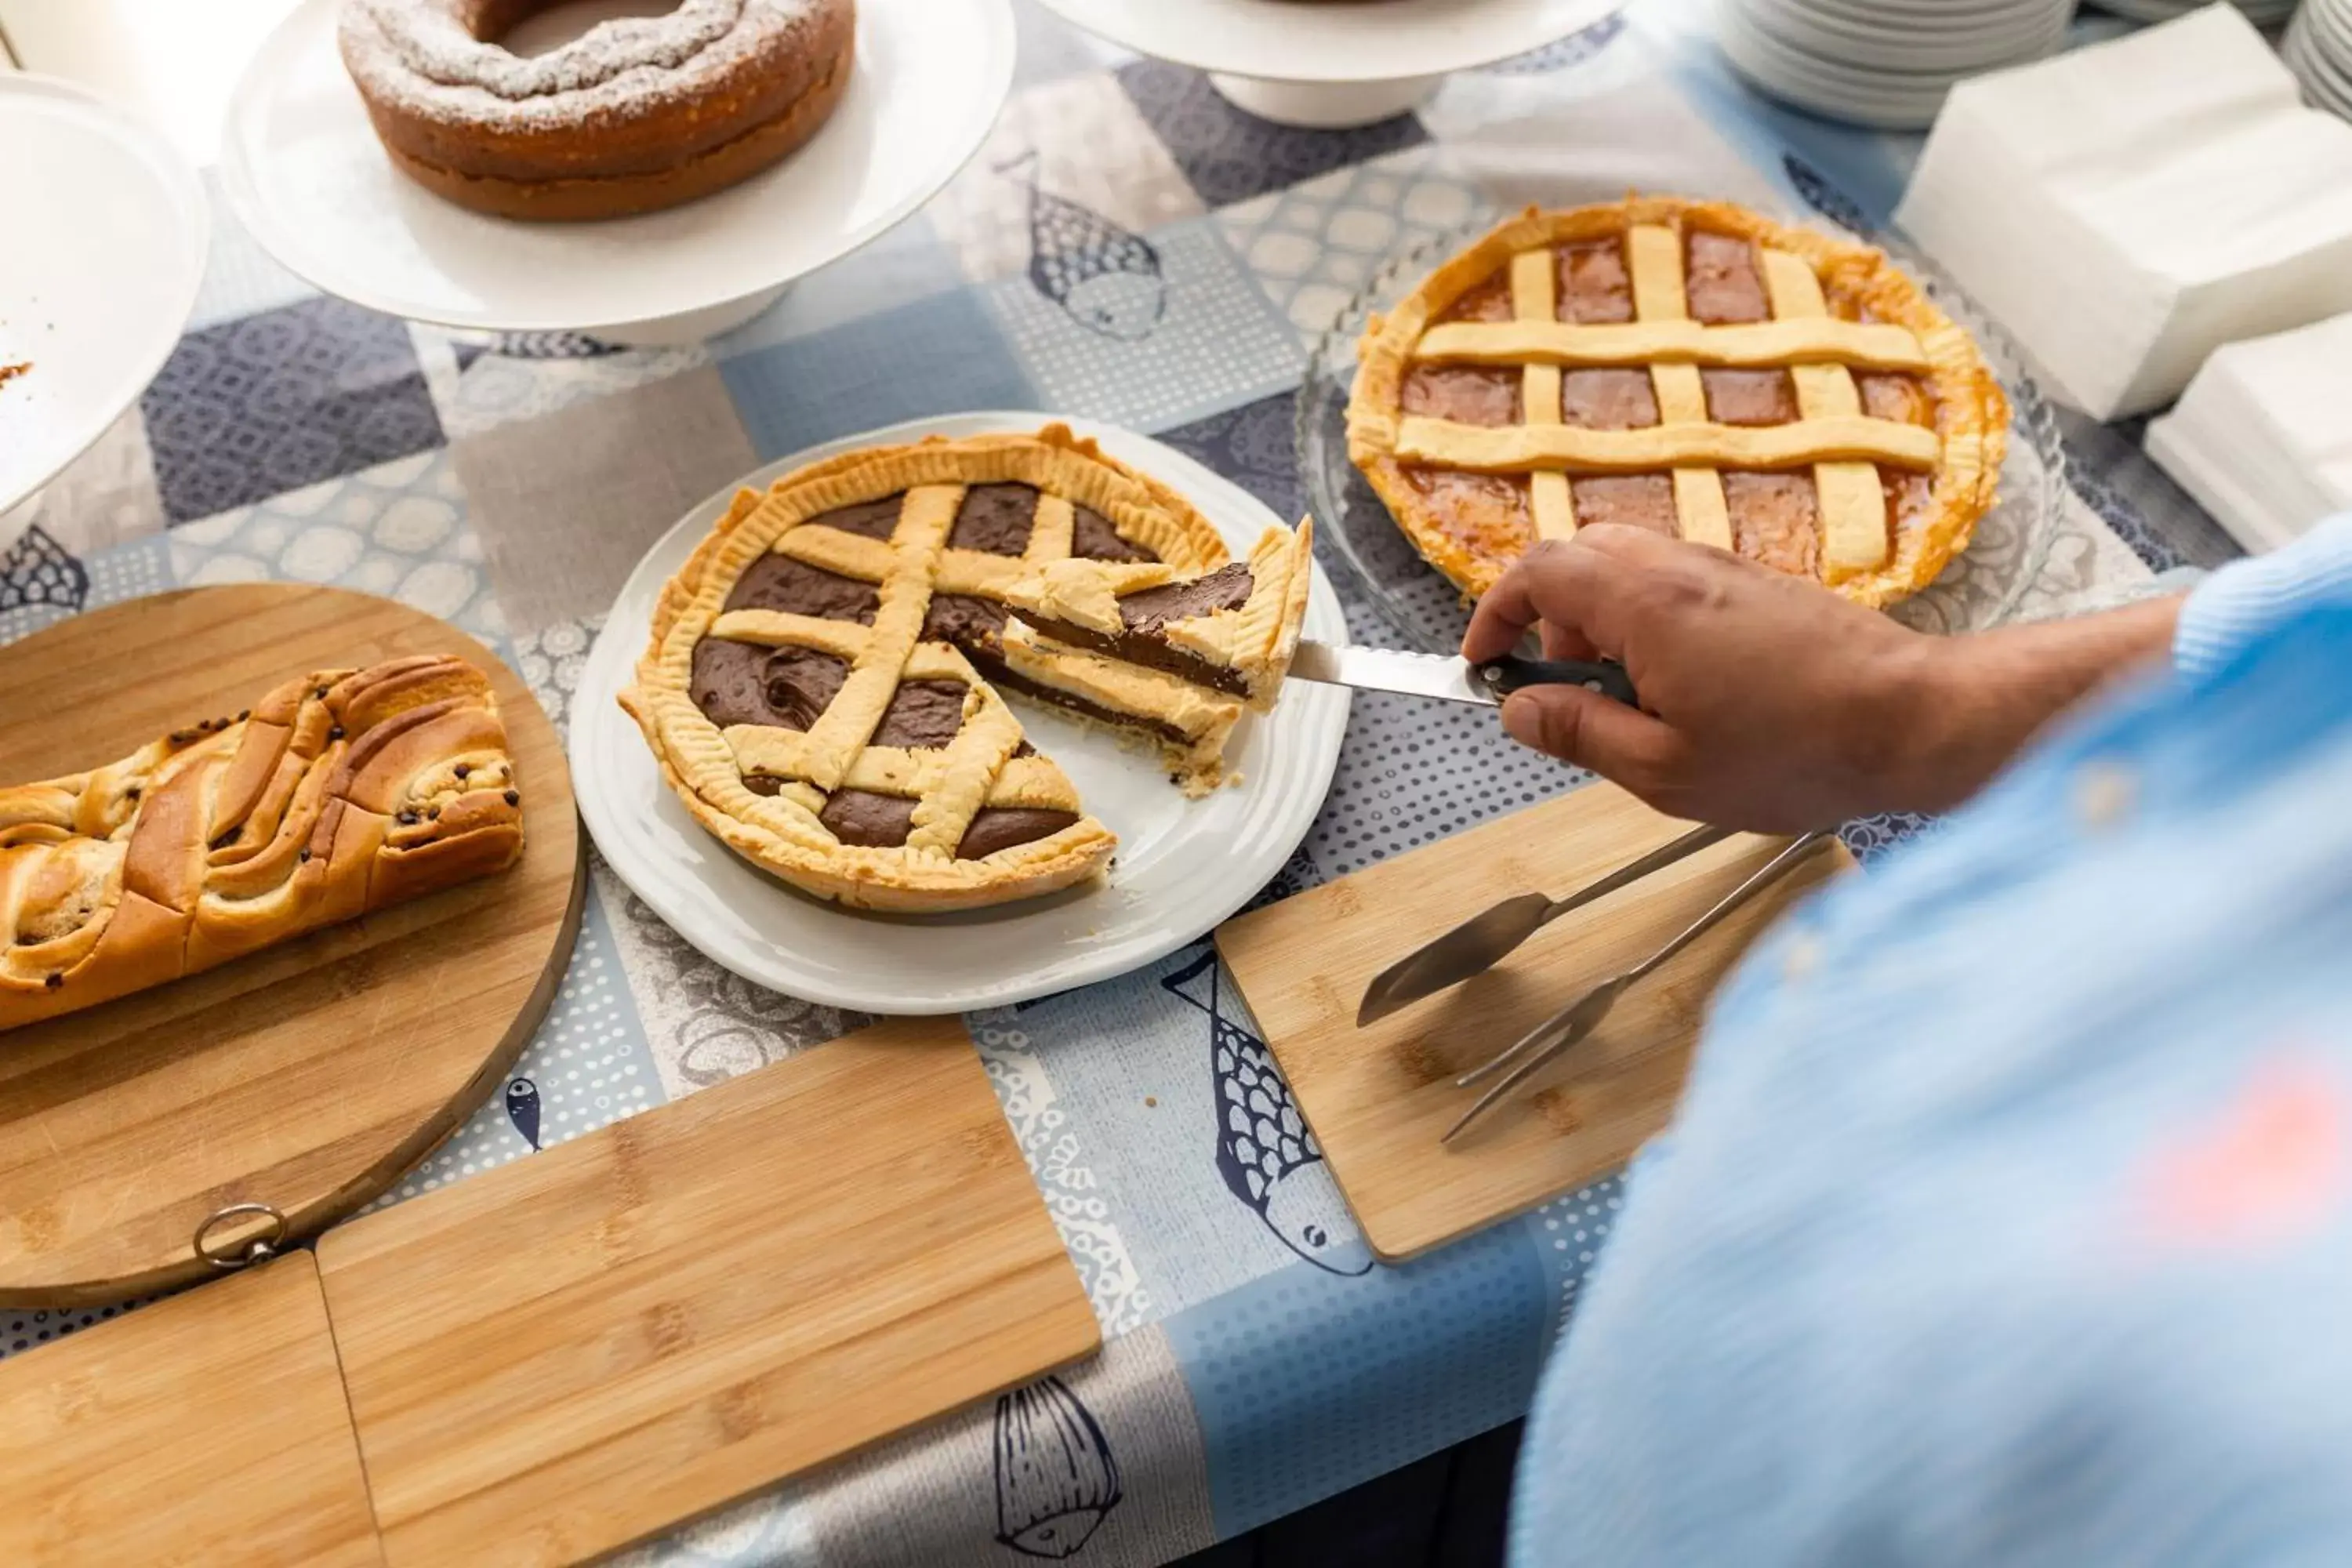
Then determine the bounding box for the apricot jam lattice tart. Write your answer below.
[1346,197,2006,608]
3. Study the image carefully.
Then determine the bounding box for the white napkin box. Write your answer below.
[1896,5,2352,420]
[2146,313,2352,554]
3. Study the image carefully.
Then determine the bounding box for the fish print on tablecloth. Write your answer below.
[451,330,624,372]
[1482,14,1626,74]
[1000,150,1167,343]
[993,1375,1122,1559]
[1782,153,1874,238]
[0,524,88,614]
[1163,946,1374,1276]
[504,1078,542,1150]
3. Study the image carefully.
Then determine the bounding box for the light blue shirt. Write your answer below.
[1514,516,2352,1566]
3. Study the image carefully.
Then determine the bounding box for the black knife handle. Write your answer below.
[1473,655,1639,708]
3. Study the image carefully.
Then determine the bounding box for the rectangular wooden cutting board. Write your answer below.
[315,1018,1099,1568]
[1218,785,1849,1262]
[0,1251,383,1566]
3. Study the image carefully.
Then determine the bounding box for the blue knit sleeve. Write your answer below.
[2176,513,2352,681]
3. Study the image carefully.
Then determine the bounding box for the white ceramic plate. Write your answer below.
[218,0,1012,335]
[1746,2,2062,71]
[1792,0,2061,31]
[1032,0,1624,83]
[2288,15,2352,107]
[0,75,206,523]
[572,412,1352,1015]
[1726,5,2056,89]
[1718,20,1950,122]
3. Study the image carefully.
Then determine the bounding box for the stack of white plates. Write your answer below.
[1715,0,2074,130]
[2286,0,2352,117]
[2088,0,2297,25]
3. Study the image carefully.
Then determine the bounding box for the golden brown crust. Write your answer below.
[1347,197,2008,609]
[619,426,1301,912]
[0,658,525,1032]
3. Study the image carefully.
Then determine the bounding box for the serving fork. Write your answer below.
[1440,830,1835,1144]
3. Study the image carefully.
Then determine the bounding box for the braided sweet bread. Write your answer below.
[0,656,525,1033]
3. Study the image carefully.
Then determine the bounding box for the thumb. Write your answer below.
[1500,685,1681,782]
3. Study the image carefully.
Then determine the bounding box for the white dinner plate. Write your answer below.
[1746,2,2062,71]
[1031,0,1624,83]
[218,0,1012,335]
[1793,0,2060,29]
[572,412,1352,1015]
[0,75,206,524]
[2289,14,2352,106]
[1726,5,2054,90]
[1718,18,1953,122]
[2311,2,2352,68]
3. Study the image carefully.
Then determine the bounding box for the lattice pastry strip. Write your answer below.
[0,657,525,1032]
[1628,224,1733,552]
[1758,249,1889,577]
[1508,251,1575,543]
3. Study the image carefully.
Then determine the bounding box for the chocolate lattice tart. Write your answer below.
[621,426,1314,913]
[1348,197,2007,608]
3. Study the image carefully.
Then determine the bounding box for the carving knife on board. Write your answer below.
[1286,642,1639,709]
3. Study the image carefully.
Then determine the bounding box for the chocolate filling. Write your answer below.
[989,666,1194,745]
[1008,563,1257,696]
[819,789,916,847]
[1129,566,1261,634]
[921,593,1010,652]
[1072,506,1157,563]
[948,484,1039,555]
[690,641,850,730]
[1119,563,1255,633]
[1021,617,1251,696]
[816,787,1078,860]
[724,554,879,624]
[869,680,967,749]
[957,808,1080,860]
[809,496,903,541]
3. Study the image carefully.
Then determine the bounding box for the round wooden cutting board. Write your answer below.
[0,585,585,1305]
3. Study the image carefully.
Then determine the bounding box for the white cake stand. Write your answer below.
[0,75,207,547]
[217,0,1013,346]
[1033,0,1626,128]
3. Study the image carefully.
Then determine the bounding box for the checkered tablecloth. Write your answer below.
[0,2,2242,1563]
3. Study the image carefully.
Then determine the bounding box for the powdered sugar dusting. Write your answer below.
[341,0,837,129]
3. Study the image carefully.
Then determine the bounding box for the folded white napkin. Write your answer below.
[2145,313,2352,553]
[1896,5,2352,419]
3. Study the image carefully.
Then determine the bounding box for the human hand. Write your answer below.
[1461,525,2179,831]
